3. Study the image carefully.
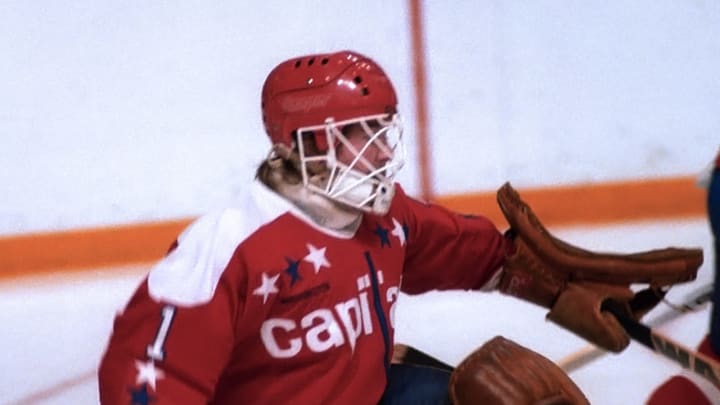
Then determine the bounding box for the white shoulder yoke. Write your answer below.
[147,181,292,306]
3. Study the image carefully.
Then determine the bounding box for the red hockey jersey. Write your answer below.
[98,182,508,404]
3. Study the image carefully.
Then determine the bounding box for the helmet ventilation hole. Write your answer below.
[361,87,370,96]
[354,76,363,84]
[321,58,329,65]
[308,58,315,66]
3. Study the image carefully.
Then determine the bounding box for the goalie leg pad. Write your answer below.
[449,336,589,405]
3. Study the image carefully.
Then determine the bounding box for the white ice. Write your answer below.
[0,218,715,405]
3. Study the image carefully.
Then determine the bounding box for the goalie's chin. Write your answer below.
[327,175,395,216]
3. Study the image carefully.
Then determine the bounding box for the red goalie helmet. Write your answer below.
[260,50,405,215]
[261,50,399,149]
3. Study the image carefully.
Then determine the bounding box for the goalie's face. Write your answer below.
[336,122,395,174]
[296,113,405,215]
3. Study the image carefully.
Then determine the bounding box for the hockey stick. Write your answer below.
[559,283,713,372]
[398,284,714,375]
[602,296,720,387]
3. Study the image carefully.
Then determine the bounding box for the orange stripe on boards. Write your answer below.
[0,218,192,280]
[0,176,706,281]
[435,176,706,229]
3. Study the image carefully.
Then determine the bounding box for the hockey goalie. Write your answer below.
[98,50,703,405]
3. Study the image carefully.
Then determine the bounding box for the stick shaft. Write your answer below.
[603,298,720,386]
[648,332,720,386]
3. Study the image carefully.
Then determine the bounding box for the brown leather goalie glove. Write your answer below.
[496,182,702,352]
[450,336,589,405]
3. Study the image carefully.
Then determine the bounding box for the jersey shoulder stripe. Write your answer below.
[147,181,293,306]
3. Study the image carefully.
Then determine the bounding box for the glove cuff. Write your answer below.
[498,236,563,308]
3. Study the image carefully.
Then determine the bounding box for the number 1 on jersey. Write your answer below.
[147,305,176,361]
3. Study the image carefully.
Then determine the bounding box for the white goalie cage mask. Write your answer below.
[295,113,405,215]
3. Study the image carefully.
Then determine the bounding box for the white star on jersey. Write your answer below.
[391,218,406,246]
[135,360,164,390]
[253,272,280,304]
[304,243,330,274]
